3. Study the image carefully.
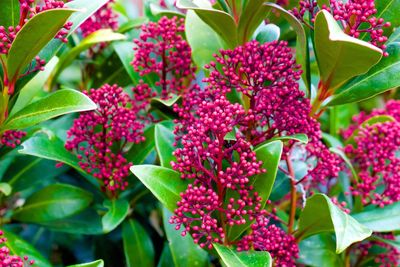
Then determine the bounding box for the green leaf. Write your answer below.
[0,182,12,196]
[298,234,344,267]
[237,1,270,43]
[155,122,175,168]
[268,134,308,145]
[10,57,59,116]
[0,229,52,267]
[328,43,400,106]
[387,28,400,45]
[130,165,190,212]
[7,8,76,81]
[177,0,238,47]
[158,244,175,267]
[0,0,20,27]
[118,17,149,33]
[185,10,225,68]
[353,202,400,232]
[126,125,156,164]
[296,193,372,253]
[162,207,209,267]
[67,260,105,267]
[213,243,272,267]
[113,41,141,84]
[12,183,93,223]
[149,3,185,19]
[151,95,181,107]
[227,141,284,241]
[314,10,382,92]
[48,29,126,88]
[101,199,130,233]
[1,89,96,131]
[255,24,280,43]
[123,219,155,267]
[329,147,359,183]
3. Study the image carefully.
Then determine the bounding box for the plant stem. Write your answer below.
[286,156,297,234]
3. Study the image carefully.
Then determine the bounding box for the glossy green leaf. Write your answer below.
[214,243,272,267]
[113,41,142,84]
[298,234,344,267]
[7,9,76,81]
[48,29,126,88]
[0,0,19,27]
[151,95,181,107]
[0,182,12,196]
[126,125,156,164]
[67,260,104,267]
[228,141,283,240]
[255,24,280,43]
[353,202,400,232]
[155,123,175,168]
[177,0,238,47]
[123,219,155,267]
[237,0,270,43]
[10,57,59,116]
[12,183,93,223]
[185,10,225,68]
[328,43,400,106]
[268,134,308,145]
[264,3,310,94]
[1,89,96,131]
[0,229,52,267]
[130,165,190,212]
[162,207,209,267]
[118,17,149,33]
[102,199,130,233]
[296,193,372,253]
[314,10,382,92]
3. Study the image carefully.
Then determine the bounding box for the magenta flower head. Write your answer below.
[66,84,146,193]
[0,230,34,266]
[0,130,26,148]
[170,94,266,249]
[344,101,400,207]
[79,0,118,38]
[238,216,299,266]
[293,0,391,54]
[132,16,196,100]
[203,40,341,188]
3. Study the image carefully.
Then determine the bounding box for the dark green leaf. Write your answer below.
[0,0,20,27]
[123,219,155,267]
[213,243,272,267]
[126,125,156,165]
[12,183,93,223]
[328,43,400,106]
[130,165,190,212]
[353,202,400,232]
[296,193,372,253]
[163,207,209,267]
[2,89,96,131]
[67,260,105,267]
[0,229,52,267]
[157,244,174,267]
[102,199,130,233]
[155,123,175,168]
[314,10,382,92]
[7,9,76,81]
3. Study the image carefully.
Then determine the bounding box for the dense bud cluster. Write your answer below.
[203,40,341,188]
[66,84,146,192]
[0,230,34,267]
[79,0,118,37]
[0,130,26,148]
[238,216,299,267]
[0,0,71,55]
[344,101,400,207]
[132,16,196,100]
[293,0,390,54]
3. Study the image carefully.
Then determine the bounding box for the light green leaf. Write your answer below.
[1,89,96,131]
[130,165,190,212]
[328,43,400,106]
[67,260,104,267]
[118,17,149,33]
[162,207,209,267]
[12,184,93,223]
[177,0,237,47]
[47,29,126,88]
[214,243,272,267]
[255,24,280,43]
[0,229,52,267]
[185,10,225,68]
[102,198,130,233]
[7,8,76,81]
[0,183,12,196]
[296,194,372,253]
[353,202,400,232]
[387,28,400,45]
[123,219,155,267]
[314,10,382,92]
[155,122,175,168]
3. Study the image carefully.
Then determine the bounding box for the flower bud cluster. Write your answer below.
[0,230,34,267]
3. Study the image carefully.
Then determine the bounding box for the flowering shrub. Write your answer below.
[0,0,399,266]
